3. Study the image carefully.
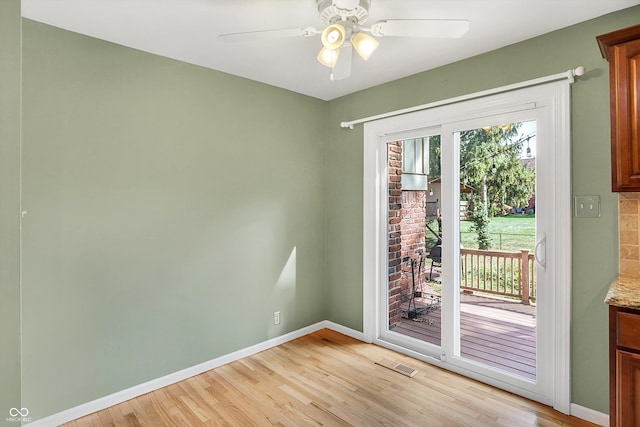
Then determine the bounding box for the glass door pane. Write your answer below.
[455,120,537,381]
[386,135,443,347]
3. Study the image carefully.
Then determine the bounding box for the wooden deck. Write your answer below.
[392,292,536,380]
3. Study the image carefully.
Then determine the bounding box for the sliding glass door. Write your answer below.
[439,112,550,395]
[365,81,571,409]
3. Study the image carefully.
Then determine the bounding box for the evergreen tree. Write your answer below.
[470,198,491,249]
[428,135,441,179]
[459,124,535,217]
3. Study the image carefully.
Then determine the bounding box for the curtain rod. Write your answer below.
[340,66,585,129]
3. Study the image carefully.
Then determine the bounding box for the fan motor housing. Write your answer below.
[317,0,371,25]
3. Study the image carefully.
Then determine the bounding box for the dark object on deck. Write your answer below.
[429,244,442,280]
[405,255,425,319]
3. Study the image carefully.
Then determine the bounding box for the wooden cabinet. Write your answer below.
[609,305,640,426]
[597,24,640,192]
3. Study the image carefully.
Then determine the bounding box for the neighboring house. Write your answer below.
[426,177,476,220]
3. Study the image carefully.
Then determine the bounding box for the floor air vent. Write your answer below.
[375,358,418,377]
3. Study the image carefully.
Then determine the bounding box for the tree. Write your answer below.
[469,197,491,249]
[459,124,535,217]
[427,135,441,179]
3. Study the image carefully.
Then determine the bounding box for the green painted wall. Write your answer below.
[21,20,327,420]
[326,5,640,414]
[0,1,22,425]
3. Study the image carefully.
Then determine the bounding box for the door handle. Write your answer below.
[534,233,546,271]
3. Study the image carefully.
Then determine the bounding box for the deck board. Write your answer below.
[392,293,537,380]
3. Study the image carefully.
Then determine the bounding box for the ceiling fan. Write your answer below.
[219,0,469,81]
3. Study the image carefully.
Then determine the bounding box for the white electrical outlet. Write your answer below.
[274,311,281,325]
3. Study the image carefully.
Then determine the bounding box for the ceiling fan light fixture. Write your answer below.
[321,24,346,49]
[317,46,340,67]
[352,32,379,60]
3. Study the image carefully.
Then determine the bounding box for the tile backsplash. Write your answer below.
[620,193,640,278]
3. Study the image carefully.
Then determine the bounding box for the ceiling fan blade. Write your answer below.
[331,42,352,81]
[219,27,319,43]
[370,19,469,39]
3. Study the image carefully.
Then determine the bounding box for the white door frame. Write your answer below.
[362,81,571,413]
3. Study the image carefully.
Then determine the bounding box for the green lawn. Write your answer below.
[426,214,536,252]
[461,214,535,251]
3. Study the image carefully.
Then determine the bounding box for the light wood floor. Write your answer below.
[63,329,597,426]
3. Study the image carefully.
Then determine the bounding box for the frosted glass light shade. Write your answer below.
[317,47,340,67]
[352,32,379,60]
[321,24,346,49]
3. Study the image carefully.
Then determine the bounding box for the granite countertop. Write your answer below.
[605,275,640,309]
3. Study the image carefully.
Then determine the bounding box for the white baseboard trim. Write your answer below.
[570,403,609,427]
[324,320,366,341]
[28,321,361,427]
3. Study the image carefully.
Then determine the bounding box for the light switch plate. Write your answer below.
[574,195,600,218]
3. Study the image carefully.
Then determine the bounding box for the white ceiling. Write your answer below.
[21,0,640,101]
